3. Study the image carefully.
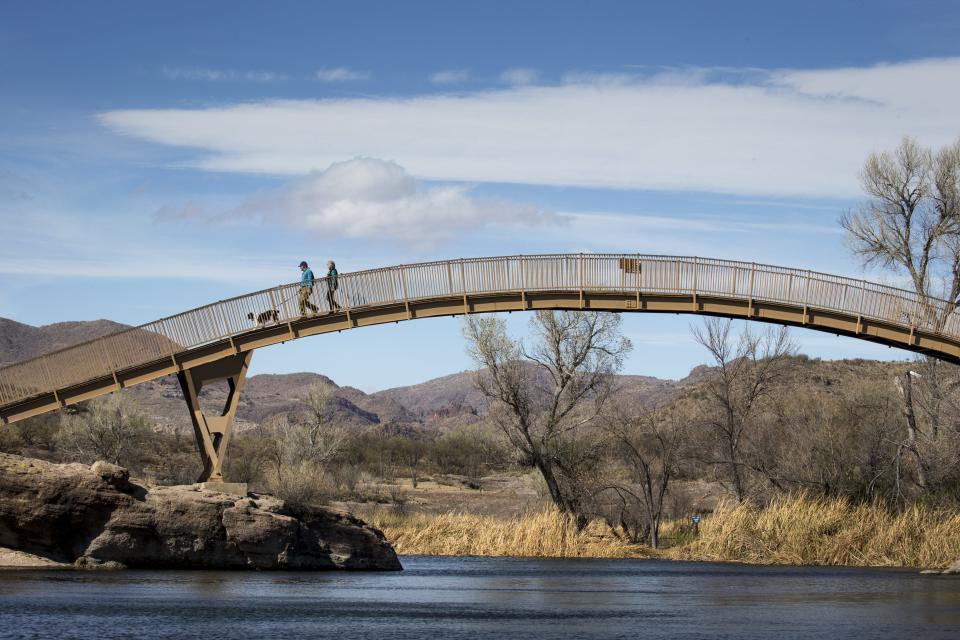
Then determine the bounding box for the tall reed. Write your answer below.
[666,494,960,567]
[362,495,960,568]
[364,508,648,558]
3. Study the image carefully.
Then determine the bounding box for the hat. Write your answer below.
[299,261,308,268]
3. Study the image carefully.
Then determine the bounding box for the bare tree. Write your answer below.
[841,136,960,328]
[297,384,348,469]
[842,136,960,491]
[255,384,350,505]
[464,311,632,527]
[691,318,797,502]
[58,394,152,467]
[256,413,290,485]
[601,403,690,548]
[397,437,427,488]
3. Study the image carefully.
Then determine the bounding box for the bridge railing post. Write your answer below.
[635,253,642,307]
[460,258,468,315]
[692,256,699,310]
[579,253,584,309]
[399,265,411,319]
[520,255,527,308]
[343,271,355,321]
[857,279,867,332]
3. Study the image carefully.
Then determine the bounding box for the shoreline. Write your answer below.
[3,548,954,573]
[5,492,959,574]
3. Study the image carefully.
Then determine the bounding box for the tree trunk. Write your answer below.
[536,459,590,530]
[899,373,928,489]
[729,438,745,502]
[536,460,567,512]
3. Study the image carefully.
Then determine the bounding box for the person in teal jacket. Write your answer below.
[326,260,341,313]
[298,261,319,316]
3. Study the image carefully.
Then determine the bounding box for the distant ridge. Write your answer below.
[0,317,131,367]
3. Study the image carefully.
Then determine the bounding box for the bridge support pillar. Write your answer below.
[177,351,252,483]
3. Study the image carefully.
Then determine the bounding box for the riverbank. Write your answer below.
[362,495,960,569]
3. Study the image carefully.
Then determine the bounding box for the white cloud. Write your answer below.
[161,67,285,82]
[499,67,538,85]
[430,69,470,84]
[315,67,369,82]
[768,58,960,112]
[217,157,560,245]
[101,58,960,198]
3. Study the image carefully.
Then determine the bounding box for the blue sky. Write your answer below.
[3,1,960,390]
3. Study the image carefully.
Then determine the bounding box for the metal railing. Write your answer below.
[1,254,957,407]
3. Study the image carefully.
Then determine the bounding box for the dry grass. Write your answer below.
[363,507,650,558]
[665,494,960,568]
[361,495,960,568]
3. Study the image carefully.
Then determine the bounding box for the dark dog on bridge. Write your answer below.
[247,309,280,328]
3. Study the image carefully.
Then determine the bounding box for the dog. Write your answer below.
[247,309,280,328]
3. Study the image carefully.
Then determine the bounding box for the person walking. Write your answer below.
[298,261,319,316]
[326,260,341,313]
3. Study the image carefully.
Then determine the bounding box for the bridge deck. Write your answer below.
[3,254,960,424]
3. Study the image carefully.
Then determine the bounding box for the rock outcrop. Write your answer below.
[0,454,401,570]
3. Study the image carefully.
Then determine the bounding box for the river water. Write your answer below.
[1,556,959,639]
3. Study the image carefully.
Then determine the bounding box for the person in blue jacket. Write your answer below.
[298,261,319,316]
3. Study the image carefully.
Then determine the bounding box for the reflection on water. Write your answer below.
[1,557,959,639]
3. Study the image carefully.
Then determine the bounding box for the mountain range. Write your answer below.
[0,317,905,434]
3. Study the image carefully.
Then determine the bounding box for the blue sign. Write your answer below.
[691,515,701,524]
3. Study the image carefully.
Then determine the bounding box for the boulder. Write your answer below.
[0,453,401,570]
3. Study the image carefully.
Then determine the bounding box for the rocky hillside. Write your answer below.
[0,317,130,366]
[124,372,416,433]
[84,356,911,436]
[120,365,699,435]
[372,367,687,423]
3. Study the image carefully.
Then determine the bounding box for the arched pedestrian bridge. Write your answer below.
[3,254,960,481]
